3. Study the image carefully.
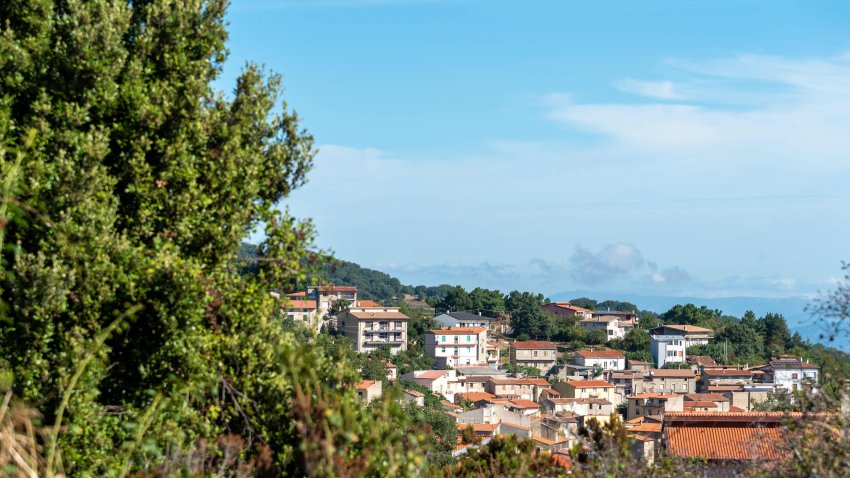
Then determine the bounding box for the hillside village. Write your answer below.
[277,284,828,473]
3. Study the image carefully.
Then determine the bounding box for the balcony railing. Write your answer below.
[364,339,404,345]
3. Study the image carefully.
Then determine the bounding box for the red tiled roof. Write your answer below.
[346,310,409,319]
[627,423,663,433]
[564,380,614,389]
[541,388,560,396]
[511,341,557,350]
[429,327,487,335]
[525,378,551,386]
[702,368,753,377]
[683,401,719,408]
[456,392,495,402]
[684,393,729,402]
[509,399,541,409]
[356,300,382,307]
[284,300,317,309]
[318,285,358,292]
[665,426,787,460]
[629,393,680,400]
[576,349,626,359]
[457,423,499,433]
[404,389,424,397]
[356,380,376,390]
[413,370,448,380]
[661,324,713,333]
[286,291,307,297]
[707,385,743,392]
[547,302,591,312]
[649,369,695,378]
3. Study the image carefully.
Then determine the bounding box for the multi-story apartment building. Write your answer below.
[649,324,714,348]
[509,341,558,375]
[553,380,619,406]
[649,334,687,368]
[425,327,488,368]
[337,304,408,355]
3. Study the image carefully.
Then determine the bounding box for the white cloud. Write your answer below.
[615,79,683,100]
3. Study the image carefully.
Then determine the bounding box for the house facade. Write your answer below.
[574,349,626,373]
[752,356,819,393]
[425,327,488,368]
[338,305,409,355]
[281,299,322,332]
[649,325,713,348]
[509,341,558,375]
[307,285,358,315]
[649,334,687,368]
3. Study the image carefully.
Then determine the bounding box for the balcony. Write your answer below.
[364,337,404,345]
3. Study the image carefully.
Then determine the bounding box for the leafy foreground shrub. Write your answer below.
[0,0,430,475]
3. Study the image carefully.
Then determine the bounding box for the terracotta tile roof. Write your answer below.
[649,369,695,378]
[658,324,713,333]
[547,302,591,312]
[318,285,358,293]
[525,378,552,386]
[684,393,729,402]
[541,388,560,396]
[404,389,424,397]
[687,355,718,366]
[627,423,663,433]
[355,300,382,307]
[441,400,459,409]
[511,340,557,350]
[683,401,719,408]
[501,422,530,430]
[707,385,743,392]
[564,380,614,388]
[356,380,376,390]
[429,327,487,335]
[487,378,537,386]
[531,434,557,445]
[346,310,409,319]
[575,349,626,359]
[509,399,541,409]
[456,392,495,402]
[702,368,753,377]
[286,291,307,297]
[629,393,680,400]
[457,423,499,433]
[284,300,317,309]
[413,370,448,380]
[630,434,656,442]
[665,426,788,460]
[729,406,746,412]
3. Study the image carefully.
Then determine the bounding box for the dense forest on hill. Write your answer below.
[239,242,453,300]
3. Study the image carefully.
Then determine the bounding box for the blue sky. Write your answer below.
[224,0,850,299]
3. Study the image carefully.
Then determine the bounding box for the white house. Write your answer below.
[401,369,457,400]
[425,327,488,368]
[648,325,713,348]
[649,334,686,368]
[573,349,626,375]
[753,356,819,393]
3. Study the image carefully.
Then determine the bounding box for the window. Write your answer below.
[441,347,446,353]
[441,335,446,342]
[792,373,799,379]
[395,321,403,329]
[467,335,471,342]
[533,351,538,357]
